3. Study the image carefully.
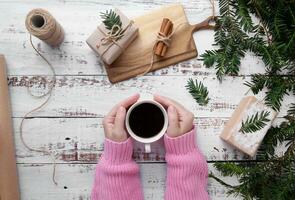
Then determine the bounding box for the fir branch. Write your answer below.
[244,74,268,94]
[288,103,295,117]
[186,78,210,106]
[236,0,254,32]
[214,162,246,177]
[239,111,270,134]
[204,1,295,197]
[201,0,294,111]
[100,9,122,34]
[264,77,289,111]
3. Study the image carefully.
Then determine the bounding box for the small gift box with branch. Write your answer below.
[220,96,277,157]
[87,9,138,65]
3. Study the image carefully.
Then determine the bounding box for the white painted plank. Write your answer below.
[14,117,244,163]
[0,0,266,76]
[0,1,292,199]
[18,163,241,200]
[14,117,286,163]
[9,75,294,118]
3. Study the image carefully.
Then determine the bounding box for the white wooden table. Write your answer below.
[1,0,293,199]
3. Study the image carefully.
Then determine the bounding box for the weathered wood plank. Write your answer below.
[0,0,266,76]
[0,1,291,199]
[8,75,294,118]
[14,117,243,163]
[18,163,241,200]
[14,117,286,163]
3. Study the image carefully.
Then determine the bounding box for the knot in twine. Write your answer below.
[96,21,134,55]
[156,31,172,47]
[99,24,124,46]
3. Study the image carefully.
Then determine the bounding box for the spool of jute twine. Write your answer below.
[25,8,64,46]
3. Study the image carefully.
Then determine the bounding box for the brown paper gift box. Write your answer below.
[0,55,20,200]
[220,96,277,157]
[86,8,139,65]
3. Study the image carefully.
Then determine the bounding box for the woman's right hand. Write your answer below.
[154,94,194,138]
[103,94,140,142]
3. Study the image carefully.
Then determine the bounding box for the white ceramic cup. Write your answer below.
[125,100,168,153]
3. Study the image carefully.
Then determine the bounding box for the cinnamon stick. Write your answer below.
[154,18,168,54]
[161,21,173,56]
[154,18,173,57]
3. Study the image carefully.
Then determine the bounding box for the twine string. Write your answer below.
[210,0,215,19]
[96,21,134,56]
[19,34,58,185]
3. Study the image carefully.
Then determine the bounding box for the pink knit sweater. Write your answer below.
[91,128,209,200]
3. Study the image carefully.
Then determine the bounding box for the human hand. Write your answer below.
[103,94,140,142]
[154,94,194,138]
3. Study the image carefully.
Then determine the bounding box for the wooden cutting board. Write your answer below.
[105,4,214,83]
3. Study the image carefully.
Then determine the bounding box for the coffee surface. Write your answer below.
[128,103,165,138]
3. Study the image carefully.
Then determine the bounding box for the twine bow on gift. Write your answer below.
[96,21,133,56]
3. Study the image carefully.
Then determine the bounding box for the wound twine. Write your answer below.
[25,8,64,47]
[21,9,64,185]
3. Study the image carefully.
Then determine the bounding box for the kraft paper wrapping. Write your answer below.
[25,8,64,47]
[0,55,20,200]
[86,8,138,65]
[220,96,277,157]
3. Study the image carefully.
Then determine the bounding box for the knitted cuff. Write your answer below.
[103,137,134,164]
[164,127,197,155]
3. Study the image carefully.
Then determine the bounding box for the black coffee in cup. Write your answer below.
[128,103,165,138]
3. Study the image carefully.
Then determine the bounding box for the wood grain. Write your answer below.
[14,117,286,164]
[18,163,241,200]
[0,0,293,199]
[8,75,294,118]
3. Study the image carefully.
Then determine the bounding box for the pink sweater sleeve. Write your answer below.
[164,127,210,200]
[91,138,144,200]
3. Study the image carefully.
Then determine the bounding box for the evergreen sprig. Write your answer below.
[100,9,122,35]
[207,1,295,198]
[200,0,295,111]
[186,78,210,106]
[239,111,270,134]
[288,103,295,117]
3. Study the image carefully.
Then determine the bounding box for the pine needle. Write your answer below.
[100,9,122,35]
[287,103,295,117]
[186,78,210,106]
[239,111,270,134]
